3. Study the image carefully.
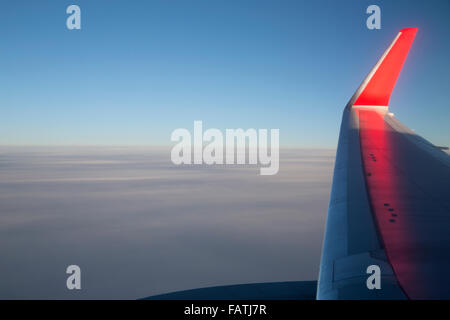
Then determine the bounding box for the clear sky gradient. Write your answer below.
[1,0,449,147]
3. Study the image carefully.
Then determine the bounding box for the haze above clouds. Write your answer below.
[0,147,333,299]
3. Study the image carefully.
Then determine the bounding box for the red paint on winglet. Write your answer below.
[354,28,418,106]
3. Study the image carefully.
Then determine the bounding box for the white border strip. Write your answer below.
[352,105,389,111]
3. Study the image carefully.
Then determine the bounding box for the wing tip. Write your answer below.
[400,27,418,34]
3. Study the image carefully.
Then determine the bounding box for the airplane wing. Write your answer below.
[317,28,450,299]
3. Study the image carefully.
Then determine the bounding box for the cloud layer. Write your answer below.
[0,146,334,299]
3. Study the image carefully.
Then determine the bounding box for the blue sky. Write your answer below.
[1,0,449,147]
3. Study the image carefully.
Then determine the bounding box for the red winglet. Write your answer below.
[352,28,418,107]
